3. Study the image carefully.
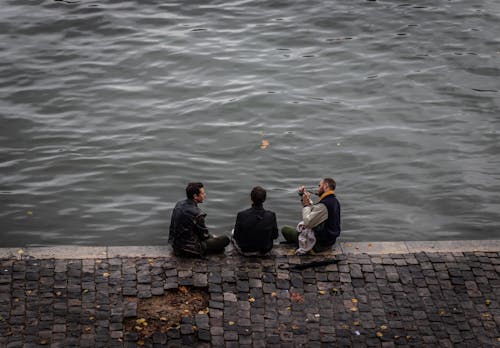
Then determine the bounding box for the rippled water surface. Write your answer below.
[1,0,500,246]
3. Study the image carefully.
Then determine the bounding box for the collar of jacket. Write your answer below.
[318,190,335,202]
[252,203,264,209]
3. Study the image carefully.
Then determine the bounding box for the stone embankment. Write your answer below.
[1,240,499,347]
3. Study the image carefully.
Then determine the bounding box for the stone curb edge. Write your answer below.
[1,240,499,260]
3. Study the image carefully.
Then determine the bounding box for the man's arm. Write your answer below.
[233,212,242,241]
[193,213,210,240]
[302,203,328,228]
[271,212,279,240]
[168,204,179,243]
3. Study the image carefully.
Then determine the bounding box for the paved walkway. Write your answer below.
[1,240,499,347]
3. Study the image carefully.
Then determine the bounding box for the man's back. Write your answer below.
[233,205,278,253]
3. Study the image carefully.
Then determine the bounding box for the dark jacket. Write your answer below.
[315,194,341,246]
[169,199,209,256]
[233,204,278,254]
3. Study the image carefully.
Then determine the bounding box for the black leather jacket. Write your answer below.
[233,204,278,254]
[169,199,209,256]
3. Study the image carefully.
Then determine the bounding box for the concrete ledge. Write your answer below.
[1,240,499,260]
[24,246,107,259]
[406,240,500,253]
[107,246,171,258]
[341,241,410,255]
[0,248,22,260]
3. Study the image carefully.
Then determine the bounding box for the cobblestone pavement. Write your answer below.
[1,246,499,347]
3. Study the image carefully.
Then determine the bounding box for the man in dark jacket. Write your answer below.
[281,177,341,252]
[169,182,229,257]
[232,186,279,256]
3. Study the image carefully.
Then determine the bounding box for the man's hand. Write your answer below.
[301,190,312,206]
[298,185,306,195]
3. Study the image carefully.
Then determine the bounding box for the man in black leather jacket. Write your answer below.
[232,186,279,256]
[169,182,229,257]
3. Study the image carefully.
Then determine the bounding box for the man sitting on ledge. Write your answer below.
[169,182,230,257]
[232,186,279,256]
[281,177,341,253]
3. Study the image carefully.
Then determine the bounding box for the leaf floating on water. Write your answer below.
[380,325,388,331]
[248,297,256,303]
[271,292,277,297]
[350,306,358,312]
[318,290,326,295]
[260,139,270,149]
[376,331,384,338]
[485,299,492,306]
[351,298,358,304]
[439,309,446,316]
[27,211,33,216]
[102,272,110,278]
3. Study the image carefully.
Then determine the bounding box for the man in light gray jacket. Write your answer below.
[281,177,341,252]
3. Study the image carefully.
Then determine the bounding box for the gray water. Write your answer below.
[1,0,500,247]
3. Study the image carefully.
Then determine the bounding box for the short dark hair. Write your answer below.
[323,177,336,190]
[251,186,266,205]
[186,182,204,200]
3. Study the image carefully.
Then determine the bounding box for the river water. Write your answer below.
[1,0,500,246]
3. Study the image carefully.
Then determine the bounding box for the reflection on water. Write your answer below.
[1,0,500,246]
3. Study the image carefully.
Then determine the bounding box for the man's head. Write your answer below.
[186,182,206,204]
[251,186,267,205]
[318,177,336,196]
